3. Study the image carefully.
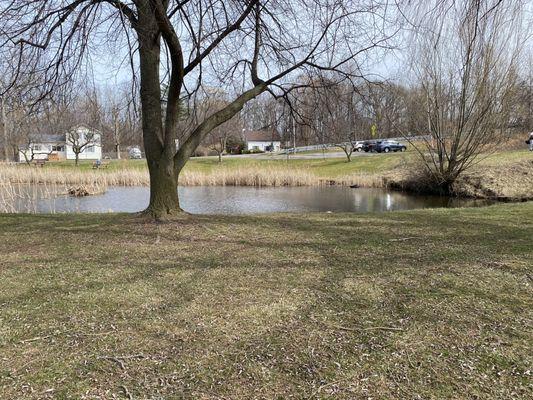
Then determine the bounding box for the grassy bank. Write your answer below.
[0,203,532,398]
[389,151,533,201]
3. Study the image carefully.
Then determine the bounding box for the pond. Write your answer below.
[0,184,496,214]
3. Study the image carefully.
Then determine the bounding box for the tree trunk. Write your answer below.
[137,10,182,218]
[115,143,121,159]
[342,146,352,162]
[75,152,79,166]
[11,145,18,162]
[145,159,181,218]
[218,151,222,163]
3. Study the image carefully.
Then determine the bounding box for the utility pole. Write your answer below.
[113,107,121,159]
[292,113,296,153]
[0,96,8,162]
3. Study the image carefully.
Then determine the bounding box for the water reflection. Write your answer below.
[0,185,497,214]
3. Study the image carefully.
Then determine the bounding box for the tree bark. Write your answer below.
[137,7,182,218]
[145,160,180,218]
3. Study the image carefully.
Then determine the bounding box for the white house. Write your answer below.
[19,125,102,162]
[244,129,281,152]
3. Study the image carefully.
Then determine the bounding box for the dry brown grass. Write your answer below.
[0,164,385,188]
[0,165,148,186]
[456,160,533,200]
[0,203,531,399]
[0,181,108,213]
[387,152,533,200]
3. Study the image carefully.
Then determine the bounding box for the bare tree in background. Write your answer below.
[0,53,42,162]
[1,0,399,218]
[407,0,525,194]
[289,76,370,161]
[364,82,408,138]
[319,82,369,162]
[101,85,138,159]
[67,128,100,166]
[205,118,241,162]
[195,90,242,162]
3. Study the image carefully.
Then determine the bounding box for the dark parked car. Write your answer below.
[362,140,377,152]
[374,140,407,153]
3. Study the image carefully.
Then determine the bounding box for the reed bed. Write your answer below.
[0,181,109,213]
[180,167,319,186]
[0,165,149,186]
[0,164,387,188]
[0,181,65,213]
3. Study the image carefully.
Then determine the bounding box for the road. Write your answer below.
[222,150,379,160]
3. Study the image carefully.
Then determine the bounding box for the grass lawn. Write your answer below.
[0,203,532,398]
[41,148,531,178]
[44,151,411,178]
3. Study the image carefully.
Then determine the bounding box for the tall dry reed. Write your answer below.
[0,164,386,188]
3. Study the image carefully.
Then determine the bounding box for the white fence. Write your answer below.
[278,135,430,154]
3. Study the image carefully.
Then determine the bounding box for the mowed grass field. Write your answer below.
[42,151,409,177]
[40,148,531,177]
[0,202,532,399]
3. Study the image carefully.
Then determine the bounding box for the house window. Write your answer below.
[33,144,42,151]
[86,145,95,153]
[52,145,64,152]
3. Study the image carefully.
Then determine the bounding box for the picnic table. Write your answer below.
[92,161,109,169]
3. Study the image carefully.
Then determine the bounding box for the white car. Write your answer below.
[352,141,364,152]
[128,147,142,159]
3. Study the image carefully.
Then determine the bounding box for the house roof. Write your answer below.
[245,129,281,142]
[29,125,101,144]
[71,124,102,135]
[32,134,66,143]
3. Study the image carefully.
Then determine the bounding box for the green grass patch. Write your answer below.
[0,203,532,398]
[45,152,409,177]
[39,148,530,180]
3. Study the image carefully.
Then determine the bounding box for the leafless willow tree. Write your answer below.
[0,0,399,217]
[406,0,526,194]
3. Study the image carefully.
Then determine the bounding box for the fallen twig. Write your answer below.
[99,356,125,370]
[307,380,343,399]
[98,354,145,370]
[326,323,403,332]
[120,385,133,399]
[19,335,51,344]
[389,237,417,242]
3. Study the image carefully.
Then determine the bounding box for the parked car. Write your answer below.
[351,141,364,152]
[374,140,407,153]
[128,147,142,159]
[362,140,377,152]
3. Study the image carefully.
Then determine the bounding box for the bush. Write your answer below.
[192,146,209,157]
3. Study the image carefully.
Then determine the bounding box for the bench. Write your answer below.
[32,159,46,167]
[92,161,110,169]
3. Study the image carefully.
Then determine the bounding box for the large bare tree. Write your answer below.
[0,0,398,217]
[406,0,525,194]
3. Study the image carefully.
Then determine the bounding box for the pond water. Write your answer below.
[0,185,496,214]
